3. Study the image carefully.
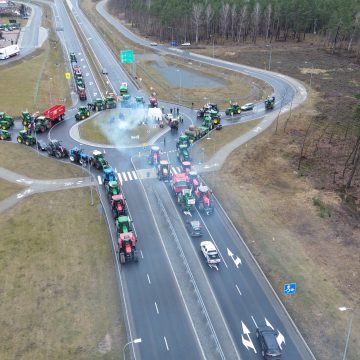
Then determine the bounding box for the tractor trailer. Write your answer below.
[0,45,20,60]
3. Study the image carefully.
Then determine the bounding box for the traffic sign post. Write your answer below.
[283,282,297,296]
[120,50,134,64]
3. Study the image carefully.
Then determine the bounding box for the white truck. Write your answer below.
[0,45,20,60]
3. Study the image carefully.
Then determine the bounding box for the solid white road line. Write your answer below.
[140,250,144,259]
[235,284,242,296]
[97,175,102,185]
[127,171,133,180]
[147,273,151,284]
[122,172,128,181]
[164,336,169,351]
[251,315,258,328]
[155,302,159,314]
[132,171,138,179]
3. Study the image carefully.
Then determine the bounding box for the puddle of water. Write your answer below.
[151,63,226,88]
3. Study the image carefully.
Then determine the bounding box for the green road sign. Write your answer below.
[120,50,134,64]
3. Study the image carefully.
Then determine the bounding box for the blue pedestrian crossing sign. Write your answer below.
[283,282,297,295]
[120,50,134,64]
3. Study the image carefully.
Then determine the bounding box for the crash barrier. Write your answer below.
[153,189,225,360]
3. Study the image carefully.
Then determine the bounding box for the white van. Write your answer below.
[0,44,20,60]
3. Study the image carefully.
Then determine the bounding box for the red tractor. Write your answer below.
[181,161,192,174]
[195,185,214,215]
[171,173,189,196]
[111,194,127,218]
[118,232,138,264]
[188,171,200,191]
[43,104,65,127]
[148,145,160,166]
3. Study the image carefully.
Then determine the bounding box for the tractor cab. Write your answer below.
[75,106,90,121]
[195,185,214,215]
[120,82,128,96]
[111,194,126,218]
[172,173,189,195]
[103,167,117,185]
[157,159,171,181]
[265,96,275,110]
[118,232,138,264]
[188,171,200,190]
[106,180,121,198]
[148,145,160,165]
[69,147,88,164]
[21,111,32,126]
[182,161,192,173]
[225,102,241,116]
[176,134,190,149]
[177,144,190,162]
[135,96,145,107]
[178,188,196,212]
[116,215,132,234]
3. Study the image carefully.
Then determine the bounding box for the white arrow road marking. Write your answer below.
[265,318,286,349]
[183,211,192,216]
[93,92,97,97]
[97,176,102,185]
[82,65,87,69]
[89,82,93,86]
[241,321,257,353]
[227,248,242,268]
[163,336,169,351]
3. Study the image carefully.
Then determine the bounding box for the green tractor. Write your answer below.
[104,96,117,109]
[70,52,77,63]
[176,134,191,149]
[177,144,191,162]
[17,130,36,146]
[0,129,11,141]
[207,109,221,126]
[202,115,213,131]
[135,96,144,107]
[225,103,241,116]
[33,116,50,133]
[105,180,121,199]
[22,111,32,126]
[119,82,128,96]
[75,106,91,121]
[90,150,109,170]
[177,188,196,212]
[116,215,132,235]
[0,112,14,130]
[76,78,85,90]
[94,98,105,112]
[265,96,275,110]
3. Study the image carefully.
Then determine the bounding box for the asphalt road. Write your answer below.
[16,1,315,359]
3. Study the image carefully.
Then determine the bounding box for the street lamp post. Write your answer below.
[266,44,272,71]
[339,307,355,360]
[123,338,142,360]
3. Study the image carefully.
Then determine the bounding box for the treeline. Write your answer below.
[108,0,360,50]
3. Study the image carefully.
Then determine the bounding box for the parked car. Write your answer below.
[150,42,158,46]
[256,325,282,360]
[241,103,255,111]
[37,140,47,151]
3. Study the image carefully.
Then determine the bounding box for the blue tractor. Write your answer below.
[103,166,117,186]
[69,147,89,165]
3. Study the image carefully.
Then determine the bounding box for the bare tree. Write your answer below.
[251,2,261,44]
[204,1,214,39]
[265,3,272,42]
[220,3,230,38]
[237,5,247,42]
[192,3,203,44]
[230,4,237,40]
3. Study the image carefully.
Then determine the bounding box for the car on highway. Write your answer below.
[200,241,220,265]
[186,219,202,237]
[240,103,255,111]
[150,42,158,46]
[101,68,108,75]
[181,42,191,46]
[256,325,282,360]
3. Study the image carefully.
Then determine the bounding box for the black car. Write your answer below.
[186,220,202,237]
[37,139,47,151]
[256,326,282,360]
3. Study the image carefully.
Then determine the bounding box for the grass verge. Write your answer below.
[79,111,163,146]
[0,3,71,115]
[0,188,124,359]
[0,142,83,179]
[0,179,23,202]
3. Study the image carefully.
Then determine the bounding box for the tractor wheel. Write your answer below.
[133,250,139,262]
[79,158,86,165]
[120,252,125,264]
[230,112,233,116]
[69,155,75,162]
[17,136,22,144]
[86,111,90,117]
[237,109,241,114]
[0,135,3,140]
[55,151,62,159]
[96,163,101,170]
[25,140,30,146]
[40,126,46,133]
[95,106,99,112]
[2,125,6,130]
[81,115,85,120]
[46,122,52,129]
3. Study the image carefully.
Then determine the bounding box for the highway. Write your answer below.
[27,0,315,359]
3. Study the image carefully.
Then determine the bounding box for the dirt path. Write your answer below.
[0,166,92,213]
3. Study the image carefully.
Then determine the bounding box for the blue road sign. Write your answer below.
[283,282,297,295]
